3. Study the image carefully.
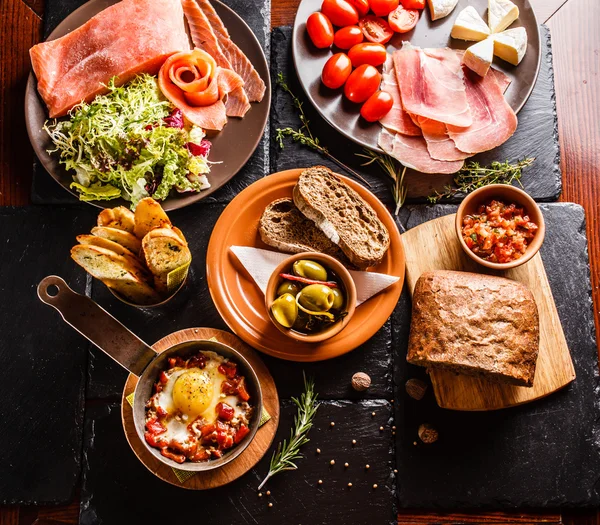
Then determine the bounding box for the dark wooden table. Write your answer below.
[1,0,598,523]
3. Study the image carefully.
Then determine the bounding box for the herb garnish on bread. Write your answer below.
[292,167,390,269]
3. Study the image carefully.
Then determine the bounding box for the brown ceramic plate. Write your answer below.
[292,0,540,152]
[206,168,405,362]
[24,0,270,211]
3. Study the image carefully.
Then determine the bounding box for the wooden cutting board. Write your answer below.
[401,214,576,411]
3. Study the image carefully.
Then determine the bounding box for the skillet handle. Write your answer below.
[38,275,157,376]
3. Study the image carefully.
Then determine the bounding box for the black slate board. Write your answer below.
[80,400,397,525]
[31,0,270,207]
[0,206,97,504]
[269,25,561,205]
[392,203,600,509]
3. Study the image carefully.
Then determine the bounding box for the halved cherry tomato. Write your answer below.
[400,0,425,8]
[334,26,364,49]
[360,90,393,121]
[322,52,353,89]
[369,0,399,16]
[348,42,387,67]
[348,0,370,16]
[306,12,334,48]
[344,64,381,103]
[388,5,419,33]
[359,15,394,44]
[321,0,359,27]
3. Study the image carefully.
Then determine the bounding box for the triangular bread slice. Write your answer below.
[91,226,142,255]
[142,227,191,292]
[134,198,172,239]
[293,166,390,269]
[97,206,135,233]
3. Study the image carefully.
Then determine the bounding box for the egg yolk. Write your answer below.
[172,370,213,418]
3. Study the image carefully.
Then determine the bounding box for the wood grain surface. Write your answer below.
[401,213,575,411]
[1,0,598,523]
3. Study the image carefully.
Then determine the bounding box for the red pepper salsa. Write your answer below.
[462,199,538,264]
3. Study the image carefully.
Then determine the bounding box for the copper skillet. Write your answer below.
[37,275,263,472]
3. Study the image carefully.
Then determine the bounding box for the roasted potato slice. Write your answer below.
[97,206,135,233]
[91,226,142,255]
[142,227,191,292]
[134,198,172,239]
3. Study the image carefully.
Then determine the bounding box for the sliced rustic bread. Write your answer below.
[91,226,142,255]
[259,198,352,265]
[97,206,135,234]
[293,167,390,269]
[142,227,191,292]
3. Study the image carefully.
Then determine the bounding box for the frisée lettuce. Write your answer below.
[44,74,211,209]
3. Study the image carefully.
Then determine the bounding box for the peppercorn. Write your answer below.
[405,378,428,400]
[373,484,378,489]
[330,422,335,427]
[348,483,353,488]
[352,439,357,445]
[318,479,323,485]
[418,423,439,444]
[330,459,335,465]
[344,462,349,468]
[352,372,371,391]
[316,448,321,454]
[268,502,273,508]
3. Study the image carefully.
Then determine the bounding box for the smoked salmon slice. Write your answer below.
[30,0,190,118]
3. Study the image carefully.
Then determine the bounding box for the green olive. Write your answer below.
[297,284,335,312]
[330,287,345,310]
[277,280,302,297]
[271,293,298,328]
[292,260,328,281]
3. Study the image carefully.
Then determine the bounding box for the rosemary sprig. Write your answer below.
[427,158,535,203]
[357,148,407,215]
[275,73,371,187]
[258,372,320,490]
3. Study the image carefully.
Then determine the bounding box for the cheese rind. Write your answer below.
[492,27,527,65]
[488,0,519,33]
[463,38,494,76]
[427,0,459,21]
[451,6,491,41]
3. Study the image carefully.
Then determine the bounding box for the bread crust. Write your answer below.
[407,270,539,387]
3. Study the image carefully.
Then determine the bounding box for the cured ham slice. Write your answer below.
[182,0,251,117]
[393,46,472,128]
[195,0,266,102]
[447,67,518,154]
[378,128,464,174]
[30,0,190,118]
[415,117,471,161]
[379,56,421,136]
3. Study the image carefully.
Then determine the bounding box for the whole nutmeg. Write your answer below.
[351,372,371,391]
[418,423,439,444]
[405,378,428,400]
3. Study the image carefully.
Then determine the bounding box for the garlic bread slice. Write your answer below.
[91,226,142,255]
[76,234,146,274]
[142,227,191,292]
[134,198,172,239]
[97,206,135,233]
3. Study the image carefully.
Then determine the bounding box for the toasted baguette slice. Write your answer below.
[142,227,191,292]
[76,235,147,275]
[97,206,135,233]
[134,197,171,239]
[259,198,353,265]
[71,245,160,305]
[91,226,142,255]
[293,166,390,269]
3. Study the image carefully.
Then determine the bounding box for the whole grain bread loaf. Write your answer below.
[407,270,539,387]
[259,198,352,265]
[292,166,390,269]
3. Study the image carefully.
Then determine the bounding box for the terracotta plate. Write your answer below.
[24,0,270,211]
[206,169,405,362]
[292,0,541,152]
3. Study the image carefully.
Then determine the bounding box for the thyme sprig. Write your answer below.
[357,149,407,215]
[258,372,320,490]
[275,73,371,187]
[427,158,535,203]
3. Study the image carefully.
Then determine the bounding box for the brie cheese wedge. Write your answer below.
[463,38,494,76]
[488,0,519,33]
[492,27,527,65]
[451,6,491,41]
[427,0,459,21]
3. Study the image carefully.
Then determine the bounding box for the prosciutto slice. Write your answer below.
[378,128,464,174]
[447,67,518,154]
[393,46,472,128]
[415,116,471,161]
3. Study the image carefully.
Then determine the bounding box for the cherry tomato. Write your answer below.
[388,5,419,32]
[360,90,393,121]
[359,15,394,44]
[348,42,387,67]
[306,12,334,48]
[322,52,353,89]
[400,0,425,8]
[369,0,399,16]
[334,25,364,49]
[321,0,359,27]
[348,0,370,16]
[344,64,382,103]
